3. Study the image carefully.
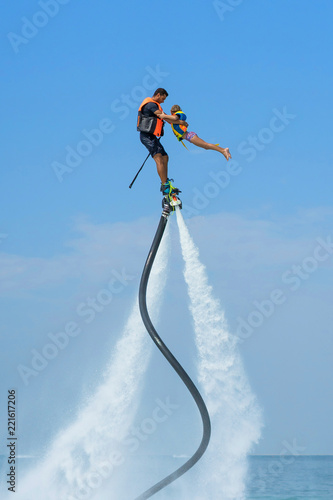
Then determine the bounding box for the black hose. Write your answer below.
[135,212,211,499]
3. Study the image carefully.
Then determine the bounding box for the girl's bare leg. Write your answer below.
[190,135,232,160]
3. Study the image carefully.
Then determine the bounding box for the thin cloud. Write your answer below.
[1,208,332,296]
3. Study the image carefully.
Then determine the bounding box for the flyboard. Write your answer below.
[135,189,211,499]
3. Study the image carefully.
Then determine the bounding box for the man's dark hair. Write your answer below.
[153,88,168,97]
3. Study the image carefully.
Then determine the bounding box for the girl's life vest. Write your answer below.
[137,98,164,137]
[171,110,188,141]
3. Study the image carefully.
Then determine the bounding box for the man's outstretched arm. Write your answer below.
[155,110,188,127]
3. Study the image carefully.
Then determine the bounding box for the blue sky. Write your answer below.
[1,0,333,476]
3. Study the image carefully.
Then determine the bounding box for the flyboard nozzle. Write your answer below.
[161,193,182,218]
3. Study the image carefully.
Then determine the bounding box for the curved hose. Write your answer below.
[135,212,211,499]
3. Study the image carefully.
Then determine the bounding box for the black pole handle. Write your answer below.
[129,152,151,189]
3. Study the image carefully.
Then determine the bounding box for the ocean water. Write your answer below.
[1,455,332,499]
[247,455,333,500]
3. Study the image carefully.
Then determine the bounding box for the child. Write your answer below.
[170,105,231,161]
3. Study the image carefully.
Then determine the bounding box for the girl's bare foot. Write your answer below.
[222,148,232,161]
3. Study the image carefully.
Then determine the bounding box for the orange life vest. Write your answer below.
[137,97,164,137]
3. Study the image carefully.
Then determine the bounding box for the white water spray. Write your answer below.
[176,209,262,500]
[13,224,170,500]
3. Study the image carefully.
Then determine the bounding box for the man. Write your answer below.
[137,88,188,195]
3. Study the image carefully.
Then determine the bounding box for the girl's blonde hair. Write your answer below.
[170,104,181,114]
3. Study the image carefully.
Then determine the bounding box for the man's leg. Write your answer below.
[153,153,169,184]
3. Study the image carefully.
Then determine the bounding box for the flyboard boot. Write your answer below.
[160,178,182,214]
